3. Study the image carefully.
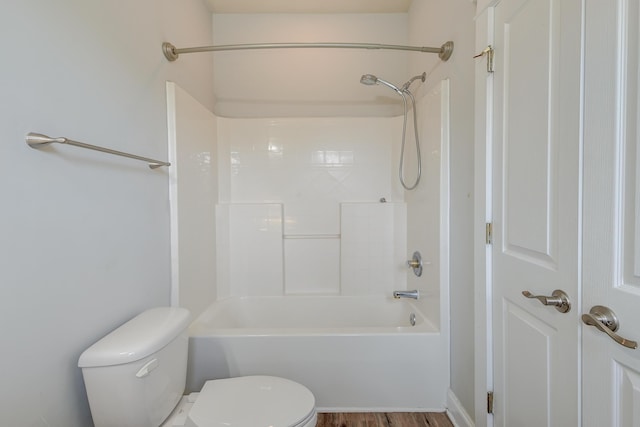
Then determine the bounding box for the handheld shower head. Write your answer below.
[360,71,427,191]
[360,74,402,94]
[360,74,378,85]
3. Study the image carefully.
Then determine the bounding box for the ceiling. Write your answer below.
[205,0,413,14]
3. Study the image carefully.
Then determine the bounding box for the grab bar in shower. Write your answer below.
[25,133,171,169]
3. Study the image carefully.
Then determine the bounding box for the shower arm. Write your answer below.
[162,41,454,62]
[402,72,427,91]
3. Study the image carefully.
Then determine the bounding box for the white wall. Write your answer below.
[212,13,409,117]
[408,0,478,421]
[0,2,213,426]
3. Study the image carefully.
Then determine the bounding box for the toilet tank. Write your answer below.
[78,307,191,427]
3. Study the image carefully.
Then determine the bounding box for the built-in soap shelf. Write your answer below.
[218,201,406,296]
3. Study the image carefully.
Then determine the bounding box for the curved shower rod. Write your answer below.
[162,41,454,62]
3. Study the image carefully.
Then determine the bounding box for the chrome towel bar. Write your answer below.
[25,133,170,169]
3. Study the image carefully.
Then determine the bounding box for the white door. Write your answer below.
[582,0,640,425]
[490,0,582,425]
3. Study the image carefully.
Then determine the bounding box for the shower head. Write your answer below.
[360,74,402,94]
[360,74,378,85]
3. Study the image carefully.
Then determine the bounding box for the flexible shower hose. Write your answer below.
[398,90,421,190]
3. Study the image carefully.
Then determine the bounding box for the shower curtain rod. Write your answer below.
[162,41,454,62]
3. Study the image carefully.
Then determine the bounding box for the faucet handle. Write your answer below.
[407,251,423,277]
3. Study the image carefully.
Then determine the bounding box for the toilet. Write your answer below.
[78,307,317,427]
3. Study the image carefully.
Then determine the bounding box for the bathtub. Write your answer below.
[185,295,449,411]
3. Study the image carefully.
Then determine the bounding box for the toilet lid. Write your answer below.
[188,375,316,427]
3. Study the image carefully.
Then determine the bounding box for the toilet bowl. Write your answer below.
[162,376,317,427]
[78,307,317,427]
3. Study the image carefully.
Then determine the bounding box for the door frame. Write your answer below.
[474,2,496,427]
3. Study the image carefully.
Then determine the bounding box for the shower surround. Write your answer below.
[215,116,407,298]
[167,79,449,410]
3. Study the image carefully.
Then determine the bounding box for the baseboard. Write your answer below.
[446,389,474,427]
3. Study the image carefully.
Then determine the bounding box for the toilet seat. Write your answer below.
[186,375,317,427]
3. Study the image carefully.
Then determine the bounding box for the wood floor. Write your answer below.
[316,412,453,427]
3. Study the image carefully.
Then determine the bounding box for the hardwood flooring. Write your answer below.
[316,412,453,427]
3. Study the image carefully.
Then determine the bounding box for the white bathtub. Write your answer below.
[185,295,449,411]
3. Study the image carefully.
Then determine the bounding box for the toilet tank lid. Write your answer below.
[78,307,191,368]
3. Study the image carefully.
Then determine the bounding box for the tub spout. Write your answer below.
[393,290,419,300]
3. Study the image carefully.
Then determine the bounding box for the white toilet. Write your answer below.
[78,307,317,427]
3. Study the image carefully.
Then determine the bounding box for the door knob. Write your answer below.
[522,289,571,313]
[582,305,637,349]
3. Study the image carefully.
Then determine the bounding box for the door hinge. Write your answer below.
[487,391,494,414]
[474,45,494,73]
[485,222,493,245]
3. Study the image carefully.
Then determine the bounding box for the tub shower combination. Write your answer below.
[167,39,452,413]
[185,295,448,411]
